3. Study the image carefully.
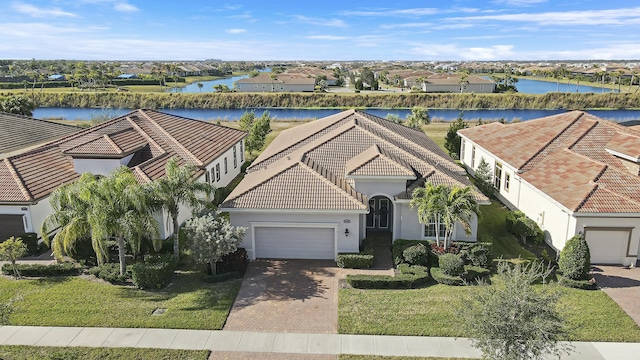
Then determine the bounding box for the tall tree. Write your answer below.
[405,107,430,130]
[411,183,480,248]
[459,261,570,360]
[148,158,215,262]
[444,112,468,159]
[246,111,272,153]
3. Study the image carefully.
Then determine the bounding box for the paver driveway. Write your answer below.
[224,260,340,334]
[592,265,640,326]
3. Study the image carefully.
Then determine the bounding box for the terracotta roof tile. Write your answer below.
[605,132,640,160]
[0,109,246,202]
[578,188,640,213]
[346,145,415,177]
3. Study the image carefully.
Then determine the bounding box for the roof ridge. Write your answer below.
[132,166,152,183]
[103,134,123,154]
[567,118,599,150]
[519,112,583,171]
[137,110,203,166]
[300,156,367,209]
[125,115,166,157]
[3,158,31,201]
[574,183,600,212]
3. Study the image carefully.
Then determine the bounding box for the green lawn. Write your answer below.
[1,272,240,329]
[339,284,640,342]
[0,346,209,360]
[477,201,536,260]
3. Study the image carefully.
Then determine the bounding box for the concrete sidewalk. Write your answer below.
[1,325,639,359]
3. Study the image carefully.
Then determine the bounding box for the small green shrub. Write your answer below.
[20,233,39,255]
[558,234,591,281]
[403,244,429,266]
[89,263,129,283]
[337,253,374,269]
[439,253,464,276]
[505,210,525,233]
[1,263,81,277]
[131,256,175,289]
[459,242,493,268]
[558,275,597,290]
[430,267,464,286]
[392,239,431,266]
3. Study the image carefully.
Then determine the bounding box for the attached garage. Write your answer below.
[585,227,634,265]
[253,225,336,260]
[0,214,25,242]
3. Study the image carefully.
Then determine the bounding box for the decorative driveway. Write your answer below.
[223,260,340,334]
[592,265,640,326]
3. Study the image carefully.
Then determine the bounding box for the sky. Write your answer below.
[2,0,640,61]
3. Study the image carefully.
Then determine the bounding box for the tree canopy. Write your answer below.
[405,107,430,130]
[0,95,35,116]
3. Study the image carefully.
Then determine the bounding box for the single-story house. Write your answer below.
[458,111,640,266]
[117,73,138,79]
[235,73,315,92]
[220,110,488,260]
[0,112,79,158]
[421,75,495,93]
[48,74,66,81]
[0,109,246,243]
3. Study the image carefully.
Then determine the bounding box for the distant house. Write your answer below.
[48,74,66,81]
[421,75,495,93]
[117,73,138,79]
[459,111,640,266]
[235,73,315,92]
[0,109,246,243]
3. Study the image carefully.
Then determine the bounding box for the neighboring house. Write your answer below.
[220,110,488,260]
[0,109,246,243]
[421,75,495,93]
[235,73,315,92]
[459,111,640,266]
[117,73,138,79]
[48,74,66,81]
[0,112,80,158]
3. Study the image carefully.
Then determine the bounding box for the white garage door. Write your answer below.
[254,226,335,260]
[585,229,630,265]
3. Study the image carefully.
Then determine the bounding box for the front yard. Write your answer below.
[339,284,640,342]
[0,272,240,329]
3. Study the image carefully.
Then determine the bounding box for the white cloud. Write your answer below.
[113,2,139,13]
[306,35,349,40]
[339,8,439,17]
[448,7,640,26]
[381,22,432,29]
[492,0,547,6]
[292,15,347,27]
[226,28,246,34]
[12,2,76,18]
[409,43,515,60]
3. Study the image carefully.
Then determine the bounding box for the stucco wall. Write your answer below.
[228,212,361,259]
[352,179,407,199]
[202,140,244,189]
[393,202,478,242]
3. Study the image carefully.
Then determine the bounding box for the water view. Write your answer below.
[514,78,617,94]
[34,107,640,123]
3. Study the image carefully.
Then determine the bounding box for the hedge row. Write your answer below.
[337,238,375,269]
[1,263,81,277]
[345,264,429,289]
[558,275,597,290]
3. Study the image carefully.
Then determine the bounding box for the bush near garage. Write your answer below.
[345,264,429,289]
[337,238,374,269]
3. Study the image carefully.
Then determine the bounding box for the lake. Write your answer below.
[168,68,271,93]
[513,78,617,94]
[33,107,640,123]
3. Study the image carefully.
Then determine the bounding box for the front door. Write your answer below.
[366,196,392,230]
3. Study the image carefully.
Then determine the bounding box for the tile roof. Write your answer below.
[0,112,80,155]
[0,109,246,203]
[460,110,640,213]
[221,110,486,211]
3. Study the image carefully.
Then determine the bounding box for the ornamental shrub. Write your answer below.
[430,267,464,285]
[558,275,596,290]
[505,210,525,233]
[439,253,465,276]
[459,242,493,268]
[392,239,431,266]
[402,244,429,266]
[89,263,129,283]
[337,253,374,269]
[2,263,81,277]
[558,234,591,281]
[345,265,429,289]
[131,260,175,290]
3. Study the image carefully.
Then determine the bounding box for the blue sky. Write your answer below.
[2,0,640,60]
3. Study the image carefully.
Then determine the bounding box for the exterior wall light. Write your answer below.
[345,229,350,237]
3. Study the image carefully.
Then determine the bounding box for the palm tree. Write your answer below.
[197,82,203,92]
[411,183,480,248]
[86,167,160,275]
[42,173,94,262]
[148,157,215,262]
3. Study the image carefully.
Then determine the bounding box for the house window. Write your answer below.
[224,157,228,174]
[494,162,503,189]
[215,164,221,181]
[460,140,465,161]
[210,168,215,183]
[471,146,476,168]
[240,141,244,162]
[504,173,511,192]
[423,216,447,238]
[205,170,210,183]
[233,146,237,168]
